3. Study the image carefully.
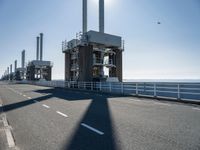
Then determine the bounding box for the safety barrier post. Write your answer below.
[109,82,112,92]
[154,83,157,97]
[136,83,138,96]
[121,82,124,94]
[178,84,180,100]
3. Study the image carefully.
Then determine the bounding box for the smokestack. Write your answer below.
[99,0,104,33]
[36,36,40,60]
[40,33,43,61]
[83,0,87,34]
[21,50,25,68]
[7,67,9,75]
[14,60,17,72]
[10,64,12,74]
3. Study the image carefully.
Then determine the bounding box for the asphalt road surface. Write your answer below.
[0,82,200,150]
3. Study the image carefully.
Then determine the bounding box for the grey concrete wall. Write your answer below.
[79,45,93,81]
[65,52,71,81]
[116,50,123,82]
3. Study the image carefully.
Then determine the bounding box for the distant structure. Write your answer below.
[15,50,26,81]
[62,0,124,82]
[26,33,52,81]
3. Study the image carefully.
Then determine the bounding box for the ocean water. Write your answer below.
[123,79,200,83]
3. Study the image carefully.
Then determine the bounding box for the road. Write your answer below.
[0,81,200,150]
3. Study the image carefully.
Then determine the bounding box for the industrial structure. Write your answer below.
[26,33,52,81]
[62,0,124,82]
[1,33,53,81]
[15,50,26,81]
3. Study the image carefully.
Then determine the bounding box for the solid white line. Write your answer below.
[56,111,68,117]
[3,117,15,147]
[192,107,200,111]
[42,104,50,109]
[81,123,104,135]
[5,129,15,147]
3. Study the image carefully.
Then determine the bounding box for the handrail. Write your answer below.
[17,81,200,101]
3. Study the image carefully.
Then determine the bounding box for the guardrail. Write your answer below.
[17,80,200,101]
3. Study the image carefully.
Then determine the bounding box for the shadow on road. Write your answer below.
[1,87,122,150]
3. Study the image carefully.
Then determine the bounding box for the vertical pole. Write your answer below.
[136,83,138,96]
[83,0,87,34]
[178,83,180,100]
[14,60,17,72]
[84,82,86,89]
[99,0,104,33]
[36,36,40,60]
[121,82,124,94]
[91,82,93,91]
[100,82,102,91]
[154,83,157,97]
[40,33,43,61]
[109,82,112,93]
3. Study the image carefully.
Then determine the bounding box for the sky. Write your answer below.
[0,0,200,80]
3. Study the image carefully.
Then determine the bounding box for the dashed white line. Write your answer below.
[154,102,171,106]
[56,111,68,117]
[23,95,27,97]
[81,123,104,135]
[27,97,32,99]
[192,107,200,111]
[134,99,141,102]
[42,104,50,109]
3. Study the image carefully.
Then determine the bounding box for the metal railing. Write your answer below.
[17,80,200,101]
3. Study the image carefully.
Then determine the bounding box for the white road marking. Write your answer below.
[23,95,26,97]
[192,107,200,111]
[27,97,32,99]
[81,123,104,135]
[56,111,68,117]
[154,102,171,106]
[129,99,141,102]
[42,104,50,109]
[19,93,22,95]
[2,116,15,148]
[134,99,141,102]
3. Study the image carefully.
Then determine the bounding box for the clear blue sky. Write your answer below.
[0,0,200,80]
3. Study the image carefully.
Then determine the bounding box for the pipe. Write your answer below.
[40,33,43,61]
[36,36,40,60]
[83,0,87,34]
[99,0,104,33]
